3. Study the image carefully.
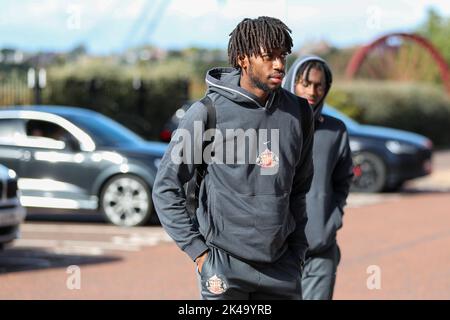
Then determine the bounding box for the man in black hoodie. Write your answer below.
[152,17,314,300]
[283,56,354,299]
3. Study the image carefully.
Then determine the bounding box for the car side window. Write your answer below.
[24,120,76,150]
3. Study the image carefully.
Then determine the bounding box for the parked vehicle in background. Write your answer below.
[0,106,168,227]
[161,102,433,193]
[0,164,26,249]
[323,105,433,192]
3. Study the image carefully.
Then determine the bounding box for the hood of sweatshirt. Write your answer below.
[283,55,333,121]
[205,67,279,111]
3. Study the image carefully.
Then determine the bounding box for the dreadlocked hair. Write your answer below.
[295,60,332,89]
[228,16,293,69]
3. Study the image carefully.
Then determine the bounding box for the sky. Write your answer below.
[0,0,449,54]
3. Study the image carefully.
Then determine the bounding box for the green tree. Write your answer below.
[417,8,450,64]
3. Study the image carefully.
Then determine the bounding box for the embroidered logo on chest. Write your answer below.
[256,147,279,168]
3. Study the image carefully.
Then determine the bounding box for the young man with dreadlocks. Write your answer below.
[283,56,354,299]
[152,16,314,299]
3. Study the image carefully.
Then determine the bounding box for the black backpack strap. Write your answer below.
[199,95,216,163]
[200,96,215,133]
[185,96,216,222]
[195,95,216,193]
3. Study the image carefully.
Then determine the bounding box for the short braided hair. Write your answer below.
[228,16,293,69]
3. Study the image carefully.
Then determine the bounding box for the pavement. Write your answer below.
[335,150,450,299]
[335,192,450,299]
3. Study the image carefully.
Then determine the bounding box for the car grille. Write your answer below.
[0,225,16,236]
[6,179,17,199]
[0,179,18,200]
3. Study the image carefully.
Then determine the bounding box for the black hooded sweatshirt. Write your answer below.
[152,67,314,264]
[283,56,354,255]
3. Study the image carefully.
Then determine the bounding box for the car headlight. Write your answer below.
[349,140,362,152]
[175,108,186,119]
[385,140,417,154]
[8,169,17,179]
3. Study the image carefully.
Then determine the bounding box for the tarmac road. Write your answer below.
[1,151,449,300]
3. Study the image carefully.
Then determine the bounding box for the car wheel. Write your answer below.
[100,174,152,226]
[351,152,387,193]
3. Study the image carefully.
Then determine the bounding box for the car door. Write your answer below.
[18,118,100,210]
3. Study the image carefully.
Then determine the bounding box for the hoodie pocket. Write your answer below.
[322,202,343,251]
[209,188,294,263]
[332,205,343,230]
[305,194,341,254]
[196,179,218,243]
[197,248,213,277]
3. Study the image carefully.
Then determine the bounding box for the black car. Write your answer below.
[0,106,168,226]
[0,164,26,249]
[323,105,432,192]
[160,102,433,193]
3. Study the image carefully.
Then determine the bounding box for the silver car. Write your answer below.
[0,106,167,226]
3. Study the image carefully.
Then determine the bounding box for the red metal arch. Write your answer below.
[345,32,450,94]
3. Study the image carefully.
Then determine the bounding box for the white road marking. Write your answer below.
[13,239,140,252]
[20,223,158,234]
[13,224,174,256]
[111,232,173,246]
[12,239,59,247]
[347,193,402,208]
[53,246,104,256]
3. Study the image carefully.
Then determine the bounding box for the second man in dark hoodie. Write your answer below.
[283,56,354,299]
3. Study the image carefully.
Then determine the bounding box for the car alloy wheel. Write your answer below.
[101,174,152,226]
[351,152,387,193]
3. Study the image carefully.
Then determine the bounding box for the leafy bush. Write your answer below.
[43,59,189,140]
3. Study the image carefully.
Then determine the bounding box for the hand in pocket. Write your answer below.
[196,250,209,274]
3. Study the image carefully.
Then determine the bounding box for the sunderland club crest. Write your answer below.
[206,274,228,295]
[256,141,279,168]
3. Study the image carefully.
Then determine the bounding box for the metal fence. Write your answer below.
[0,69,33,106]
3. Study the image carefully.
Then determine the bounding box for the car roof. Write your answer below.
[0,105,101,118]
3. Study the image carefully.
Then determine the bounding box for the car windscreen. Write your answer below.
[65,113,144,146]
